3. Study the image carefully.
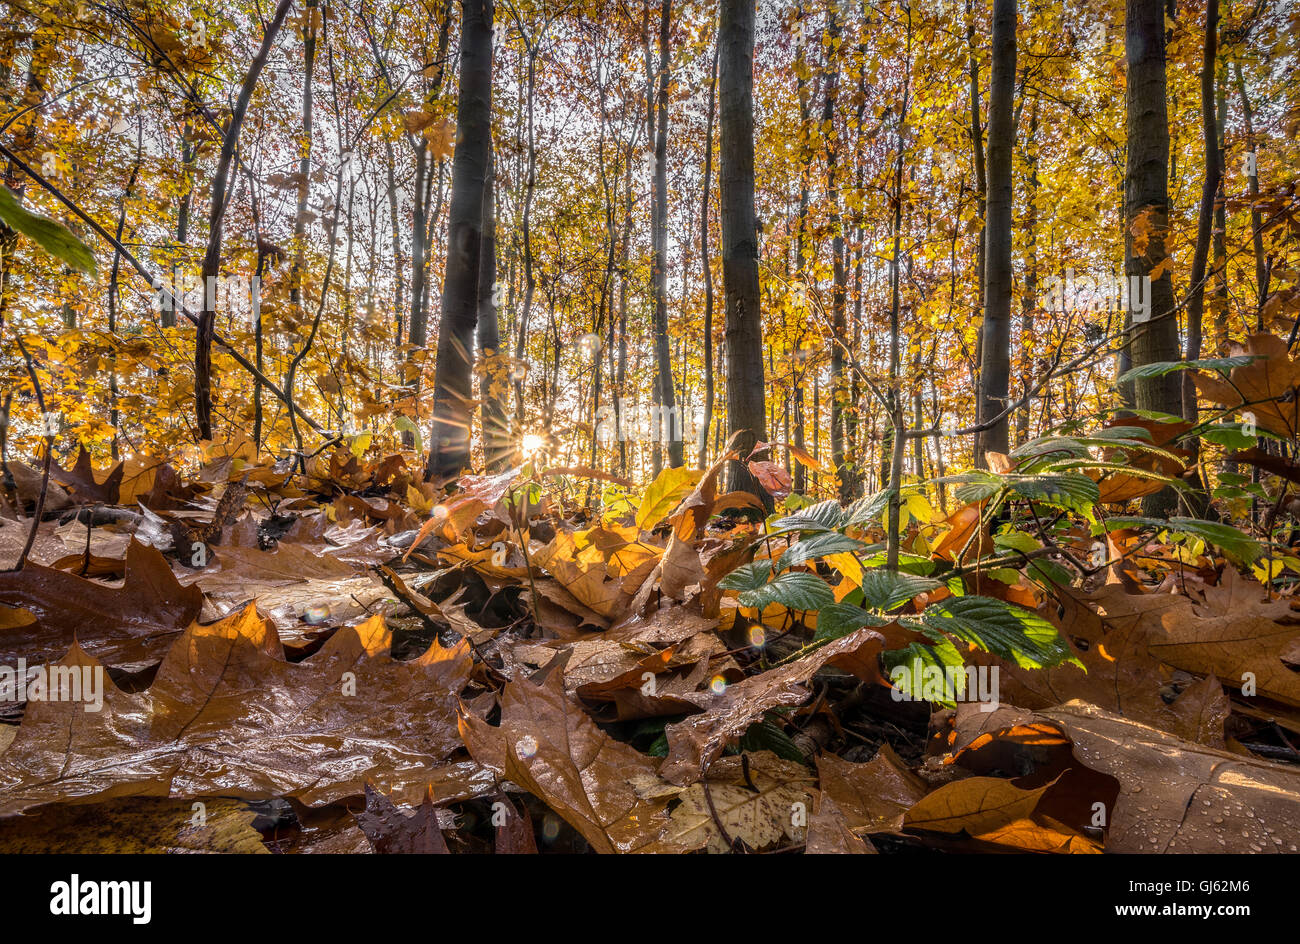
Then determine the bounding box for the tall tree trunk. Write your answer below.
[885,4,912,571]
[966,0,987,421]
[698,35,719,470]
[824,8,850,501]
[791,2,813,495]
[477,103,510,471]
[1125,0,1182,515]
[1182,0,1220,428]
[975,0,1015,463]
[513,44,541,421]
[195,0,294,440]
[169,120,195,330]
[290,0,318,310]
[616,148,634,474]
[1017,94,1038,445]
[385,141,405,347]
[1234,61,1267,326]
[718,0,768,506]
[426,0,494,481]
[407,146,429,348]
[648,0,682,468]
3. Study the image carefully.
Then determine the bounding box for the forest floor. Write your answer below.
[0,436,1298,855]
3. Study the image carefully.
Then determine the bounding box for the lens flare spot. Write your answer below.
[515,734,538,760]
[303,604,331,625]
[747,625,766,648]
[709,675,727,695]
[542,813,561,842]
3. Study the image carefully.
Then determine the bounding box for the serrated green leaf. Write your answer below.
[1116,356,1256,384]
[737,571,834,611]
[813,602,888,641]
[775,531,867,572]
[857,569,942,611]
[738,716,806,762]
[882,641,967,707]
[770,498,847,534]
[845,489,889,527]
[920,595,1075,669]
[1167,517,1263,566]
[718,560,773,592]
[0,186,96,274]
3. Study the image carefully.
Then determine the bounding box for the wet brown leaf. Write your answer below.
[0,539,203,671]
[458,671,679,853]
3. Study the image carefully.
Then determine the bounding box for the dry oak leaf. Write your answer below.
[0,539,203,671]
[627,532,706,611]
[815,744,929,834]
[943,701,1300,853]
[50,446,124,504]
[7,461,73,512]
[1193,333,1300,438]
[668,446,739,541]
[1091,417,1191,504]
[0,797,269,854]
[354,783,450,854]
[532,530,628,622]
[1037,702,1300,853]
[660,626,885,785]
[805,793,877,854]
[653,751,815,853]
[458,671,680,853]
[493,795,539,854]
[964,587,1229,747]
[902,775,1088,850]
[0,606,477,815]
[1148,569,1300,707]
[930,501,993,565]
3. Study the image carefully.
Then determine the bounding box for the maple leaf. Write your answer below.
[0,539,203,671]
[0,607,483,815]
[1194,334,1300,439]
[458,671,680,853]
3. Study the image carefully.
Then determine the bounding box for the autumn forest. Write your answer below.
[0,0,1299,864]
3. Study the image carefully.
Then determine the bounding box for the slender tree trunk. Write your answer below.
[385,141,405,347]
[698,35,719,470]
[966,0,987,415]
[290,0,318,310]
[513,45,541,420]
[975,0,1015,463]
[477,103,510,471]
[407,146,429,348]
[1234,61,1267,326]
[648,0,682,468]
[108,124,143,459]
[718,0,768,506]
[1182,0,1220,427]
[885,4,912,570]
[169,121,195,330]
[1125,0,1182,515]
[1017,95,1038,446]
[616,149,634,474]
[824,9,851,501]
[195,0,294,440]
[792,2,813,495]
[426,0,494,481]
